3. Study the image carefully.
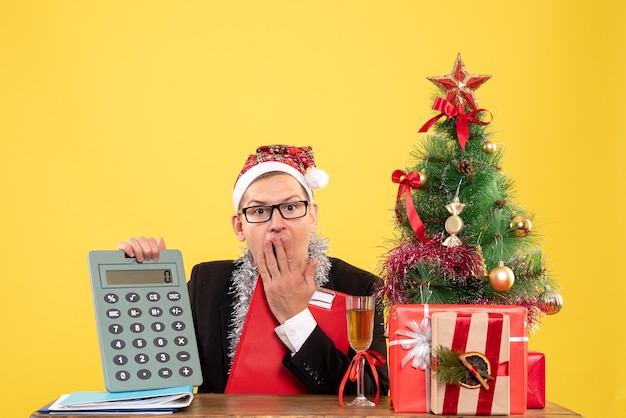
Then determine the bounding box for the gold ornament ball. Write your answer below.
[510,214,532,237]
[488,265,515,291]
[538,290,563,315]
[482,140,497,154]
[419,169,428,185]
[445,215,464,235]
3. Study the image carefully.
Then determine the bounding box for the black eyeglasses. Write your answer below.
[239,200,309,223]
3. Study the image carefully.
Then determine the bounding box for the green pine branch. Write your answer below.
[432,345,490,386]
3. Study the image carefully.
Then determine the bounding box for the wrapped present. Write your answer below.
[388,304,527,414]
[430,312,510,415]
[527,351,546,408]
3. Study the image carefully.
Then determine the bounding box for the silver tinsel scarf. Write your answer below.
[226,234,331,370]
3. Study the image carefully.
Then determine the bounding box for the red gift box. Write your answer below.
[388,304,527,414]
[527,351,546,408]
[430,312,510,415]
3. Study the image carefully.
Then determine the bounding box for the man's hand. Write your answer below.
[117,237,167,262]
[257,235,317,324]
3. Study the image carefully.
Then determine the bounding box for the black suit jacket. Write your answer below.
[187,257,389,395]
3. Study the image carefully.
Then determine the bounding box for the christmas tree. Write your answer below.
[379,54,562,331]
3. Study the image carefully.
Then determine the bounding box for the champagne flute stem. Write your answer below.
[357,355,365,399]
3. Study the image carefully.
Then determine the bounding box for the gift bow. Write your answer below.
[338,350,386,406]
[388,317,432,370]
[392,169,427,244]
[418,97,492,151]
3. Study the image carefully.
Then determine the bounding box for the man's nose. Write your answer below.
[268,206,286,229]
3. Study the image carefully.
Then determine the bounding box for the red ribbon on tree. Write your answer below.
[418,97,492,151]
[392,169,427,244]
[338,350,386,406]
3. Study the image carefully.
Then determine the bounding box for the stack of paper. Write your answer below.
[39,385,194,414]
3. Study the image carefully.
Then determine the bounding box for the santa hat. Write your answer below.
[233,145,329,211]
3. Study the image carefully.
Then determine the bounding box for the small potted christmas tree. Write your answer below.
[382,54,562,415]
[380,53,562,326]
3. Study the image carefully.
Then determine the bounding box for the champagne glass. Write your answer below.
[345,295,375,406]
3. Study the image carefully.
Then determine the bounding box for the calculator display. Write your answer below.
[106,269,174,285]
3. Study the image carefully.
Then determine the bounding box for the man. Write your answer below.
[119,145,388,395]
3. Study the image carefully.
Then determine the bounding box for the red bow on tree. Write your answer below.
[418,97,492,151]
[392,169,427,244]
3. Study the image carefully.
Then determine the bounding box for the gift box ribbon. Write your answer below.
[442,313,507,416]
[388,317,431,370]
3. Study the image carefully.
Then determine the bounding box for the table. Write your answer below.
[31,394,582,417]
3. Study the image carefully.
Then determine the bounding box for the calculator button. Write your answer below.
[149,307,163,317]
[169,306,183,316]
[126,292,140,303]
[172,321,185,331]
[115,370,131,381]
[151,322,166,332]
[179,366,193,377]
[153,337,168,347]
[111,339,126,350]
[128,308,142,318]
[147,292,160,302]
[130,323,145,333]
[174,336,188,346]
[108,324,123,334]
[113,355,128,365]
[104,293,119,304]
[135,353,149,364]
[137,369,152,380]
[158,368,173,378]
[167,291,181,301]
[132,338,147,349]
[176,351,191,361]
[156,352,170,363]
[106,309,121,319]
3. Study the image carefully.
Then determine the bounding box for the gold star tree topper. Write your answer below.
[427,53,491,110]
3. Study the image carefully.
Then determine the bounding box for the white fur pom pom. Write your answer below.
[305,167,329,189]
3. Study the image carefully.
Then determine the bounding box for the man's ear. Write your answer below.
[231,214,246,242]
[309,203,319,229]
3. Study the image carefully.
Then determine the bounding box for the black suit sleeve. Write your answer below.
[282,259,389,396]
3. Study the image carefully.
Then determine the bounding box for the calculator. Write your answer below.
[88,250,203,392]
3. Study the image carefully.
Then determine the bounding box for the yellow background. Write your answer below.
[1,1,624,417]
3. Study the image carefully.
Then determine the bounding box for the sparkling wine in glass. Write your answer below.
[345,295,375,406]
